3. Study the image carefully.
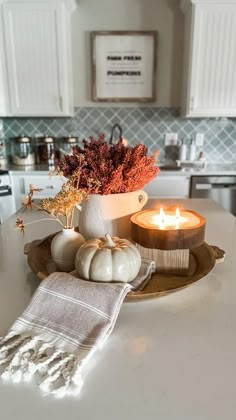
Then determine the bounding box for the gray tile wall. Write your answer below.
[1,107,236,163]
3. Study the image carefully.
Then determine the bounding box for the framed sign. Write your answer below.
[91,31,157,102]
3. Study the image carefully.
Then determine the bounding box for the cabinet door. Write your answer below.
[11,173,65,211]
[3,1,72,116]
[23,175,65,198]
[184,2,236,117]
[0,8,9,116]
[144,176,190,198]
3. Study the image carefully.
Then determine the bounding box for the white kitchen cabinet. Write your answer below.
[0,8,9,115]
[181,0,236,117]
[2,0,74,117]
[11,173,65,210]
[144,176,190,199]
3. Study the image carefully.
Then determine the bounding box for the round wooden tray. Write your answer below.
[24,234,225,302]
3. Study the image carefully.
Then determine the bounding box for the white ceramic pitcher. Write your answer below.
[79,190,148,239]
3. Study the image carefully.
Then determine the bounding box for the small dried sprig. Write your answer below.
[16,218,25,235]
[40,183,88,228]
[16,180,87,234]
[30,184,43,193]
[22,184,43,211]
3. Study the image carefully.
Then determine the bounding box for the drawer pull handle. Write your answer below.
[46,185,54,189]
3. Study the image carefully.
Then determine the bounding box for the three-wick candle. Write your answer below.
[131,208,206,250]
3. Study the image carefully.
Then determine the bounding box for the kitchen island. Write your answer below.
[0,199,236,420]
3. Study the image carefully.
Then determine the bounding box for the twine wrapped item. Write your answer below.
[0,259,154,397]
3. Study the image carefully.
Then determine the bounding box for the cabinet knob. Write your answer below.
[46,185,54,189]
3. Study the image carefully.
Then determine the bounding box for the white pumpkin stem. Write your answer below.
[104,234,116,248]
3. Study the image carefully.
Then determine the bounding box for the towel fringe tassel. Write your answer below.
[0,333,81,394]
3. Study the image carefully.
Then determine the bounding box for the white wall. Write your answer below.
[71,0,184,107]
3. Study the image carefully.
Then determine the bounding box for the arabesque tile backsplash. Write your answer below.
[1,107,236,163]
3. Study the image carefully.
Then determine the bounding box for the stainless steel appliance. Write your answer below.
[190,176,236,216]
[0,171,15,224]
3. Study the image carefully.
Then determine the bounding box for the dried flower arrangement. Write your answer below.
[59,135,159,195]
[16,182,88,234]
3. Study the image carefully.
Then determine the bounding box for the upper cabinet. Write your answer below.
[0,9,9,115]
[181,0,236,118]
[0,0,75,117]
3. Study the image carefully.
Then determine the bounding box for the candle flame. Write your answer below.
[152,207,185,230]
[176,207,180,219]
[175,207,180,228]
[160,207,165,225]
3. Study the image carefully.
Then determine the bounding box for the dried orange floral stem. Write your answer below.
[16,178,87,234]
[70,207,75,228]
[28,202,65,227]
[18,218,64,228]
[59,135,160,194]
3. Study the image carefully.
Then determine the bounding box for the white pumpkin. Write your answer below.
[75,234,141,283]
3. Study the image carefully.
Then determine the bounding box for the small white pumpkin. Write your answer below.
[75,234,141,283]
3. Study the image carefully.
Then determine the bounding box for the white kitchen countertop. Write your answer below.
[0,198,236,420]
[6,163,236,177]
[158,163,236,177]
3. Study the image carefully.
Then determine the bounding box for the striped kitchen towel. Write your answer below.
[0,259,154,397]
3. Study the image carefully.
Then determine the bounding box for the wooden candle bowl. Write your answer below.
[131,209,206,250]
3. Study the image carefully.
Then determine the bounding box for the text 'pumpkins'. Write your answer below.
[75,234,141,282]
